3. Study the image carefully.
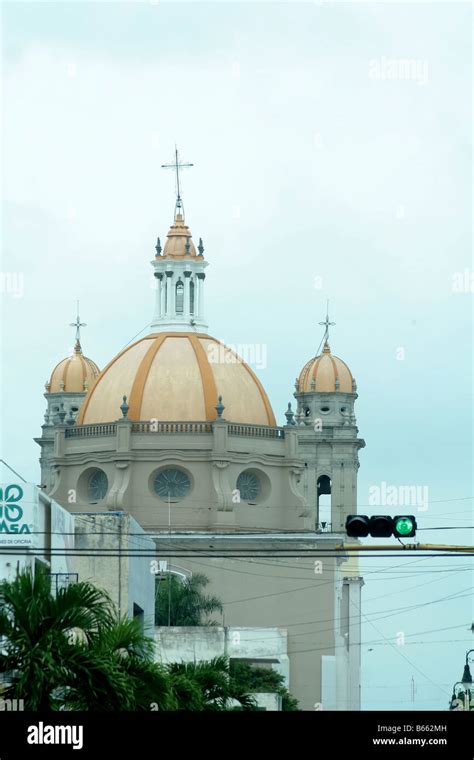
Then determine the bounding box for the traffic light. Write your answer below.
[343,515,370,537]
[393,515,417,538]
[345,515,417,538]
[368,515,393,537]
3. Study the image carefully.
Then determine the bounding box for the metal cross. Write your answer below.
[70,301,86,343]
[161,146,193,218]
[319,300,335,343]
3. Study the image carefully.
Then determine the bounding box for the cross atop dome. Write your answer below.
[161,146,194,220]
[70,301,86,352]
[318,300,335,348]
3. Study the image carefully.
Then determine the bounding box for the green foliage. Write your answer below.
[155,573,223,626]
[166,657,257,711]
[229,660,300,711]
[0,568,132,710]
[0,569,256,711]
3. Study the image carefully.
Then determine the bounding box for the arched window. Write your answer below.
[189,279,195,315]
[317,475,331,530]
[175,279,184,314]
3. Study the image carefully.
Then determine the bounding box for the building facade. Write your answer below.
[35,185,365,709]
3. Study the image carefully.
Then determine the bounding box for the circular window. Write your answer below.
[153,468,191,501]
[236,471,261,502]
[88,469,108,502]
[320,406,330,414]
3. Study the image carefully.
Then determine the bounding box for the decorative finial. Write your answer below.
[66,409,75,426]
[120,395,129,418]
[185,236,191,256]
[352,378,357,393]
[198,238,204,256]
[161,146,194,220]
[318,299,335,347]
[215,395,225,419]
[70,301,86,349]
[294,377,300,392]
[322,341,331,354]
[155,237,162,256]
[284,403,296,426]
[58,402,66,424]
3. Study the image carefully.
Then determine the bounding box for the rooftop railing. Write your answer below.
[65,421,285,439]
[65,423,117,438]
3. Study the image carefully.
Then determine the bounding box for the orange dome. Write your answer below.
[297,341,353,393]
[158,214,203,260]
[46,341,100,393]
[77,332,275,426]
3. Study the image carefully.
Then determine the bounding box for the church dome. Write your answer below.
[297,341,354,393]
[157,213,203,260]
[45,340,100,394]
[77,332,276,426]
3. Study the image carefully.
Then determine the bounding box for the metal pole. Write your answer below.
[336,543,474,553]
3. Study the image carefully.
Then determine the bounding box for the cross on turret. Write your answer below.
[70,301,86,351]
[161,146,194,219]
[318,300,335,346]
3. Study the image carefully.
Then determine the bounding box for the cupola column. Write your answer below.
[196,273,205,320]
[154,273,163,320]
[165,271,173,317]
[184,271,191,318]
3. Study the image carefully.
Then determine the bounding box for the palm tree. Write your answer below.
[0,569,172,711]
[155,573,223,626]
[166,657,257,711]
[63,616,175,711]
[230,660,299,710]
[0,570,257,711]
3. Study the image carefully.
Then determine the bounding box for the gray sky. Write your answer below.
[1,1,472,710]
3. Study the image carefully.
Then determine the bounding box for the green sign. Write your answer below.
[0,484,33,544]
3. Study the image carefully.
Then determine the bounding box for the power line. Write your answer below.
[349,597,451,698]
[2,549,472,558]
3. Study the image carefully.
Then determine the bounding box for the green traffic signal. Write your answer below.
[394,517,414,536]
[393,515,417,538]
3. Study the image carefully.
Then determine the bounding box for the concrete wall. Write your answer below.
[71,513,155,628]
[155,625,289,687]
[155,625,288,710]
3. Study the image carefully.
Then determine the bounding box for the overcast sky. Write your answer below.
[1,1,472,711]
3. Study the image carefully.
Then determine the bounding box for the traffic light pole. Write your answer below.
[336,543,474,553]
